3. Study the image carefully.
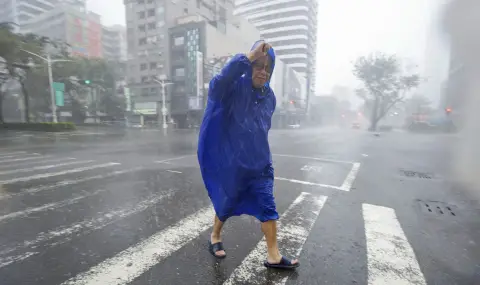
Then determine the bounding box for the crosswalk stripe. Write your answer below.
[0,189,105,223]
[0,157,76,170]
[0,151,27,157]
[0,168,142,201]
[0,162,120,184]
[223,192,327,285]
[0,190,175,268]
[0,160,93,175]
[61,206,215,285]
[0,155,46,164]
[363,204,426,285]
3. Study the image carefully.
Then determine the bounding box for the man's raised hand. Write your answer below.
[247,42,272,63]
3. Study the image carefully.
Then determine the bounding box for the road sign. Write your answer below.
[53,82,65,106]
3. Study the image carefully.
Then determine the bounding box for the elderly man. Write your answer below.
[197,40,299,269]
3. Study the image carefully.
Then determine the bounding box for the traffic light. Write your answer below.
[445,107,452,115]
[84,80,91,85]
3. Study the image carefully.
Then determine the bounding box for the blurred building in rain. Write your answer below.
[421,0,451,108]
[0,0,86,29]
[125,0,236,127]
[102,25,128,62]
[234,0,318,105]
[443,0,480,193]
[20,3,103,58]
[165,14,259,128]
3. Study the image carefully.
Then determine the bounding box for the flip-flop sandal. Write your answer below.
[264,256,299,269]
[208,240,226,259]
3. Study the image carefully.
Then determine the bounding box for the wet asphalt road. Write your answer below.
[0,127,478,285]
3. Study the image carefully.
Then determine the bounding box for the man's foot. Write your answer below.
[209,234,226,258]
[264,256,299,269]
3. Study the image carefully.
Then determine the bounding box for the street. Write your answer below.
[0,127,478,285]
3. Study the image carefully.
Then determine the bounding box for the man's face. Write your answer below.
[252,56,272,88]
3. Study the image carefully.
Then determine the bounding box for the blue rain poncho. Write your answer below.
[197,41,278,223]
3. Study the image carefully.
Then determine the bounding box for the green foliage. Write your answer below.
[353,52,421,130]
[0,23,125,123]
[0,122,76,132]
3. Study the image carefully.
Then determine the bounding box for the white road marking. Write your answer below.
[0,168,141,201]
[223,192,327,285]
[0,155,46,164]
[300,165,323,172]
[363,204,426,285]
[274,177,347,191]
[0,151,26,157]
[340,162,360,191]
[0,190,175,268]
[154,155,195,164]
[0,189,105,223]
[0,160,94,176]
[61,206,215,285]
[273,153,355,164]
[166,169,182,174]
[0,252,38,268]
[0,157,76,170]
[0,162,120,184]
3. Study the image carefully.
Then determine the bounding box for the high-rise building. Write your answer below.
[103,25,128,62]
[20,4,103,58]
[234,0,318,100]
[124,0,239,126]
[0,0,86,28]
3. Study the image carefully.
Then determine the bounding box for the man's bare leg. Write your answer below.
[261,220,298,264]
[211,215,226,257]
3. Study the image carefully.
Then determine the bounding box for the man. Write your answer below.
[197,40,299,269]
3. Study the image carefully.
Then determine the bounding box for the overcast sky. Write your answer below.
[87,0,440,95]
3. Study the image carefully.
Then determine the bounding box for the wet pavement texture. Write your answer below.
[0,127,478,285]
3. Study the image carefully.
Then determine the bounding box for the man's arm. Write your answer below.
[208,54,251,101]
[209,42,272,102]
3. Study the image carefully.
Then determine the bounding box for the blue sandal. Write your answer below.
[264,256,299,269]
[208,240,226,259]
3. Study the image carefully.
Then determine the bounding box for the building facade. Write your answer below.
[103,25,128,62]
[20,4,103,58]
[165,15,259,127]
[0,0,86,28]
[124,0,244,126]
[234,0,317,103]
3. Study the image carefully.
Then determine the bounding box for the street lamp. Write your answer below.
[20,49,72,123]
[151,75,173,129]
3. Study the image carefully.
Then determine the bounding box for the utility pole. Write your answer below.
[20,49,72,123]
[152,75,173,130]
[46,53,57,123]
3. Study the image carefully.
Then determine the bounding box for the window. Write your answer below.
[147,9,155,17]
[150,62,157,69]
[174,36,184,46]
[137,11,145,19]
[141,76,149,83]
[140,63,147,71]
[158,6,165,13]
[139,37,147,45]
[147,22,156,30]
[174,67,185,77]
[138,0,145,3]
[138,24,145,32]
[157,21,165,28]
[147,35,157,43]
[147,0,154,3]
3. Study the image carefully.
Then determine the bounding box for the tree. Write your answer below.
[353,52,420,131]
[0,24,48,122]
